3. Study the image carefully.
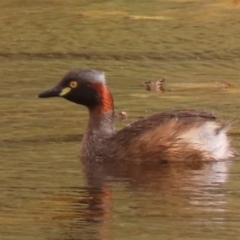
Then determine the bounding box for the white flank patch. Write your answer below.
[180,122,233,160]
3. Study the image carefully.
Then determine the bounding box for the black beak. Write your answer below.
[38,86,62,98]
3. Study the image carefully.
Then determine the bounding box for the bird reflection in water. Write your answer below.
[59,157,232,240]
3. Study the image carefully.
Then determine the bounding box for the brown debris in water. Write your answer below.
[78,12,89,17]
[215,81,233,89]
[143,79,166,92]
[233,0,240,6]
[115,111,128,120]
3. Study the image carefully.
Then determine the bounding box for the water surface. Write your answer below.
[1,0,240,239]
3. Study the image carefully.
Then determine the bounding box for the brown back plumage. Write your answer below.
[94,110,220,162]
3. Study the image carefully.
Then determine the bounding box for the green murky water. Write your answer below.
[1,0,240,239]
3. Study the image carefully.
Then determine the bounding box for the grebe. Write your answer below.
[38,69,236,162]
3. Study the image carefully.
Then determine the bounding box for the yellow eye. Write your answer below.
[70,81,78,88]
